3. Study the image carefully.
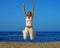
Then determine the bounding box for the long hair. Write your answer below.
[27,11,32,16]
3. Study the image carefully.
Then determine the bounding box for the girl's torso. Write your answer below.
[26,17,32,28]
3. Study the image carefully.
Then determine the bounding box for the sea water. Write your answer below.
[0,31,60,42]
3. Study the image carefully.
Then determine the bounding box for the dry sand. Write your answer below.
[0,42,60,48]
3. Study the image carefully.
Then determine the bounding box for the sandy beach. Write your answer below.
[0,42,60,48]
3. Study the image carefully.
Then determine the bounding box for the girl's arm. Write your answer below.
[32,3,34,16]
[22,3,27,17]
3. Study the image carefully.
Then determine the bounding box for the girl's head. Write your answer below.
[27,11,32,18]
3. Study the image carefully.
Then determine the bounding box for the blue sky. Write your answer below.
[0,0,60,31]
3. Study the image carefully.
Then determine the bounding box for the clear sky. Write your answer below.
[0,0,60,31]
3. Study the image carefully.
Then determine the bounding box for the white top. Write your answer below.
[26,17,32,26]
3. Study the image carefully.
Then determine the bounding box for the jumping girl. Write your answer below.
[22,3,34,40]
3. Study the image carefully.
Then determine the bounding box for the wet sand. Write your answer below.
[0,42,60,48]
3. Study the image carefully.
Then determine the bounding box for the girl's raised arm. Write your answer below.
[32,3,34,16]
[22,3,27,17]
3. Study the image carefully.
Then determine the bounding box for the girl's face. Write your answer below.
[27,12,32,18]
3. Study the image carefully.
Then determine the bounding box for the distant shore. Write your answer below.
[0,42,60,48]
